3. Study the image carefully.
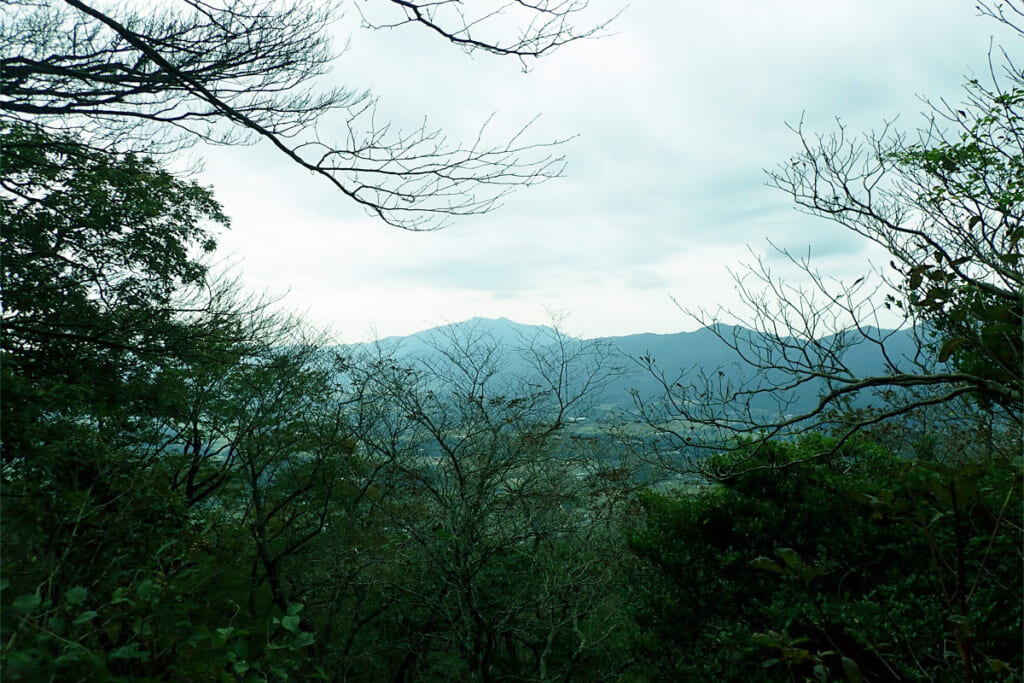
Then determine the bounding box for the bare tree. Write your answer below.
[2,0,613,230]
[633,6,1023,475]
[335,320,632,681]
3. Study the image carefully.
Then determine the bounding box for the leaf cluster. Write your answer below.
[627,437,1022,682]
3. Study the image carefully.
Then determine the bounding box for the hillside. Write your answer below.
[339,317,928,417]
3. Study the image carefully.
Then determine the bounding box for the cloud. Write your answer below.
[198,1,1006,341]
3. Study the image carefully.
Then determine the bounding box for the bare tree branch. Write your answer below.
[632,26,1024,474]
[2,0,611,229]
[362,0,618,60]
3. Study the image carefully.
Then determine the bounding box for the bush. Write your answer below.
[628,436,1022,682]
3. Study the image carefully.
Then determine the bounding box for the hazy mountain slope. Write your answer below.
[339,317,925,416]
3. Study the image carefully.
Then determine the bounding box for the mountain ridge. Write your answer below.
[338,317,926,414]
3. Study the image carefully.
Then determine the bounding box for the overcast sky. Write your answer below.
[197,1,1013,342]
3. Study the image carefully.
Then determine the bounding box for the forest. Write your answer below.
[2,1,1021,681]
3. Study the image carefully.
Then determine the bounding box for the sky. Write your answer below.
[196,1,1015,343]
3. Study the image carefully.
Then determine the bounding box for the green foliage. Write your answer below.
[0,122,635,680]
[1,122,229,475]
[0,123,334,681]
[628,436,1022,682]
[6,13,1020,682]
[882,83,1024,411]
[1,123,224,347]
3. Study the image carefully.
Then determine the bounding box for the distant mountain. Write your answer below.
[370,317,556,357]
[339,317,927,417]
[600,324,927,414]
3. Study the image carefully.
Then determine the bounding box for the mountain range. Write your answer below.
[342,316,927,417]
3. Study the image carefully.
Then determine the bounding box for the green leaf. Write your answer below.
[48,615,67,635]
[154,540,177,556]
[73,610,99,625]
[937,336,967,363]
[998,251,1021,264]
[136,579,159,602]
[12,593,42,614]
[776,547,802,569]
[232,636,250,660]
[797,564,827,583]
[53,646,90,667]
[988,657,1010,672]
[109,643,149,660]
[753,630,786,648]
[111,587,131,605]
[909,268,924,291]
[280,614,300,633]
[286,602,304,616]
[750,557,786,574]
[65,585,88,606]
[841,656,863,682]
